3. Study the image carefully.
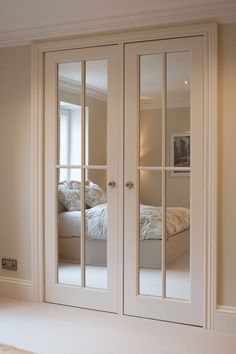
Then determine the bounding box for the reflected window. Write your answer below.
[59,101,89,181]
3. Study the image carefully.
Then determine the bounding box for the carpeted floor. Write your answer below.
[1,297,236,354]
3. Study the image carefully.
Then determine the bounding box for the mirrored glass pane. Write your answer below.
[139,54,162,167]
[85,60,107,166]
[166,52,191,167]
[57,168,82,286]
[165,171,190,300]
[139,170,162,296]
[58,62,82,166]
[85,169,107,289]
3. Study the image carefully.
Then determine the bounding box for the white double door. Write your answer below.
[45,36,204,325]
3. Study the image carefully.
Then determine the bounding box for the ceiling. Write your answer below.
[0,0,236,47]
[0,0,230,30]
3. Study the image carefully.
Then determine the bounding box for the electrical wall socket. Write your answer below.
[2,258,17,271]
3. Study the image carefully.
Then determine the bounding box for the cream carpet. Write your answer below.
[58,253,190,300]
[1,297,236,354]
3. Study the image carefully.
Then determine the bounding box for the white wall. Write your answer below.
[0,45,31,282]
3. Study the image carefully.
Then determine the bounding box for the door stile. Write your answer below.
[161,52,167,299]
[80,60,86,288]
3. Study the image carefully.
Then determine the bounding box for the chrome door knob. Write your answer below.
[108,181,116,189]
[125,181,134,190]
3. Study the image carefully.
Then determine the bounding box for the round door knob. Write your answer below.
[125,181,134,190]
[108,181,116,189]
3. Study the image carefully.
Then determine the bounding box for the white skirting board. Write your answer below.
[214,307,236,334]
[1,278,236,334]
[0,276,34,301]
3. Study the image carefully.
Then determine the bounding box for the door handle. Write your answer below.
[108,181,116,189]
[125,181,134,190]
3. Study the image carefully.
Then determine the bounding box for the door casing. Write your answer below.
[30,23,217,330]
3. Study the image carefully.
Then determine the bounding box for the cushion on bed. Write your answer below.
[58,180,106,211]
[85,181,107,208]
[58,184,81,211]
[69,180,106,208]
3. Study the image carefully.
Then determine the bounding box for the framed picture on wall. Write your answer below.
[170,132,190,176]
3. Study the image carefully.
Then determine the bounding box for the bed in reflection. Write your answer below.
[58,180,190,269]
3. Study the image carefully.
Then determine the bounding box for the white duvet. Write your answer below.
[58,204,190,240]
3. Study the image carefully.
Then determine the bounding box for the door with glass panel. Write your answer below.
[44,45,119,312]
[124,37,204,325]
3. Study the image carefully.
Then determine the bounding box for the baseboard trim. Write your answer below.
[0,276,34,301]
[214,306,236,334]
[217,305,236,315]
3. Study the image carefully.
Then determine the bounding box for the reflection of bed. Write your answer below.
[58,204,190,269]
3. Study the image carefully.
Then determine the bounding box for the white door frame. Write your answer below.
[30,22,217,329]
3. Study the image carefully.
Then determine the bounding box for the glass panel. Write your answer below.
[139,54,162,167]
[165,171,190,300]
[165,51,191,300]
[57,168,82,286]
[85,60,107,166]
[85,169,107,289]
[139,170,162,296]
[166,52,191,167]
[58,62,82,166]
